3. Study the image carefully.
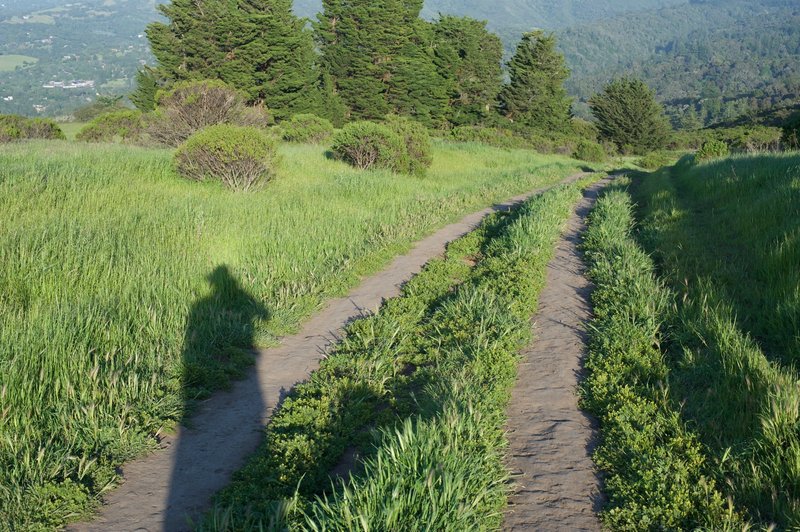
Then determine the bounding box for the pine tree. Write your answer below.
[315,0,448,124]
[432,15,503,126]
[499,31,572,132]
[130,68,160,112]
[589,78,672,154]
[142,0,320,120]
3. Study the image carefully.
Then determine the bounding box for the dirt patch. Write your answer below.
[503,180,609,531]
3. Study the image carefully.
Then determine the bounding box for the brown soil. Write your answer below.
[69,173,588,532]
[503,180,609,531]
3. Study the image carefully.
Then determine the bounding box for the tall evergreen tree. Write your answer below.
[589,78,671,153]
[432,16,503,126]
[143,0,320,120]
[499,31,572,132]
[130,67,160,112]
[315,0,448,124]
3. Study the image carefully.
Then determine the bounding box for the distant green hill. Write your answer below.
[559,0,800,125]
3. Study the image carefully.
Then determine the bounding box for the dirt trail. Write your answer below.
[503,180,608,531]
[70,173,588,532]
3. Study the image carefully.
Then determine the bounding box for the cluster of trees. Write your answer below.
[133,0,573,133]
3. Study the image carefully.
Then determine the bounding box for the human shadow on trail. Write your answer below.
[166,265,268,530]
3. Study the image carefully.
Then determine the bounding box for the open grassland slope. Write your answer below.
[632,155,800,528]
[200,178,595,530]
[0,139,583,529]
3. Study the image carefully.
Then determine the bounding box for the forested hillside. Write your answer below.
[561,0,800,125]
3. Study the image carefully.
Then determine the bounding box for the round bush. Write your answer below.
[573,140,607,163]
[0,114,65,141]
[331,121,409,173]
[76,110,144,143]
[280,114,334,143]
[385,115,432,176]
[637,151,673,170]
[695,139,730,163]
[0,124,21,143]
[174,125,279,191]
[149,79,252,147]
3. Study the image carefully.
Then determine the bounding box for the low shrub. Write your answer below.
[174,124,279,191]
[385,115,433,176]
[450,126,529,150]
[331,121,409,173]
[0,115,65,141]
[782,114,800,150]
[76,110,144,143]
[637,151,673,169]
[148,80,270,147]
[279,114,334,143]
[694,139,729,163]
[572,140,606,163]
[0,123,21,143]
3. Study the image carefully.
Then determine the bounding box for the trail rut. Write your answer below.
[503,180,608,531]
[70,173,588,532]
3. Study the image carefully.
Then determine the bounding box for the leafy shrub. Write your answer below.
[385,115,433,176]
[148,80,270,147]
[331,121,409,173]
[450,126,529,149]
[695,140,729,163]
[280,114,334,143]
[0,115,65,141]
[572,140,606,162]
[637,151,673,169]
[76,110,144,143]
[174,125,279,191]
[0,123,21,143]
[782,114,800,150]
[570,118,599,142]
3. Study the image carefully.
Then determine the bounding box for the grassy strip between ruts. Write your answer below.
[580,184,743,530]
[633,158,800,528]
[200,177,598,530]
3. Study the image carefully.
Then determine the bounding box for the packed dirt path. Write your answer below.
[70,173,589,532]
[503,180,608,531]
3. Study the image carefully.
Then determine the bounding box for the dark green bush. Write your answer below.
[572,140,606,163]
[385,115,433,176]
[76,110,144,143]
[331,121,410,173]
[174,125,279,191]
[695,139,730,163]
[149,80,271,147]
[280,114,334,143]
[637,151,674,170]
[782,114,800,150]
[0,115,65,141]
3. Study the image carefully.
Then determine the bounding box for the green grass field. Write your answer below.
[0,55,39,71]
[0,139,586,528]
[58,122,88,141]
[583,153,800,528]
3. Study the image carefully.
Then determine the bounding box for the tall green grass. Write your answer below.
[633,154,800,527]
[581,186,739,530]
[201,179,594,530]
[0,139,582,528]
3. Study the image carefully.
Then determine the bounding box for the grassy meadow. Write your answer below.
[0,138,586,527]
[584,153,800,528]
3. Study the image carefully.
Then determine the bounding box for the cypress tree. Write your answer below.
[499,31,572,132]
[589,78,671,154]
[130,68,160,112]
[316,0,447,124]
[143,0,320,120]
[432,15,503,126]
